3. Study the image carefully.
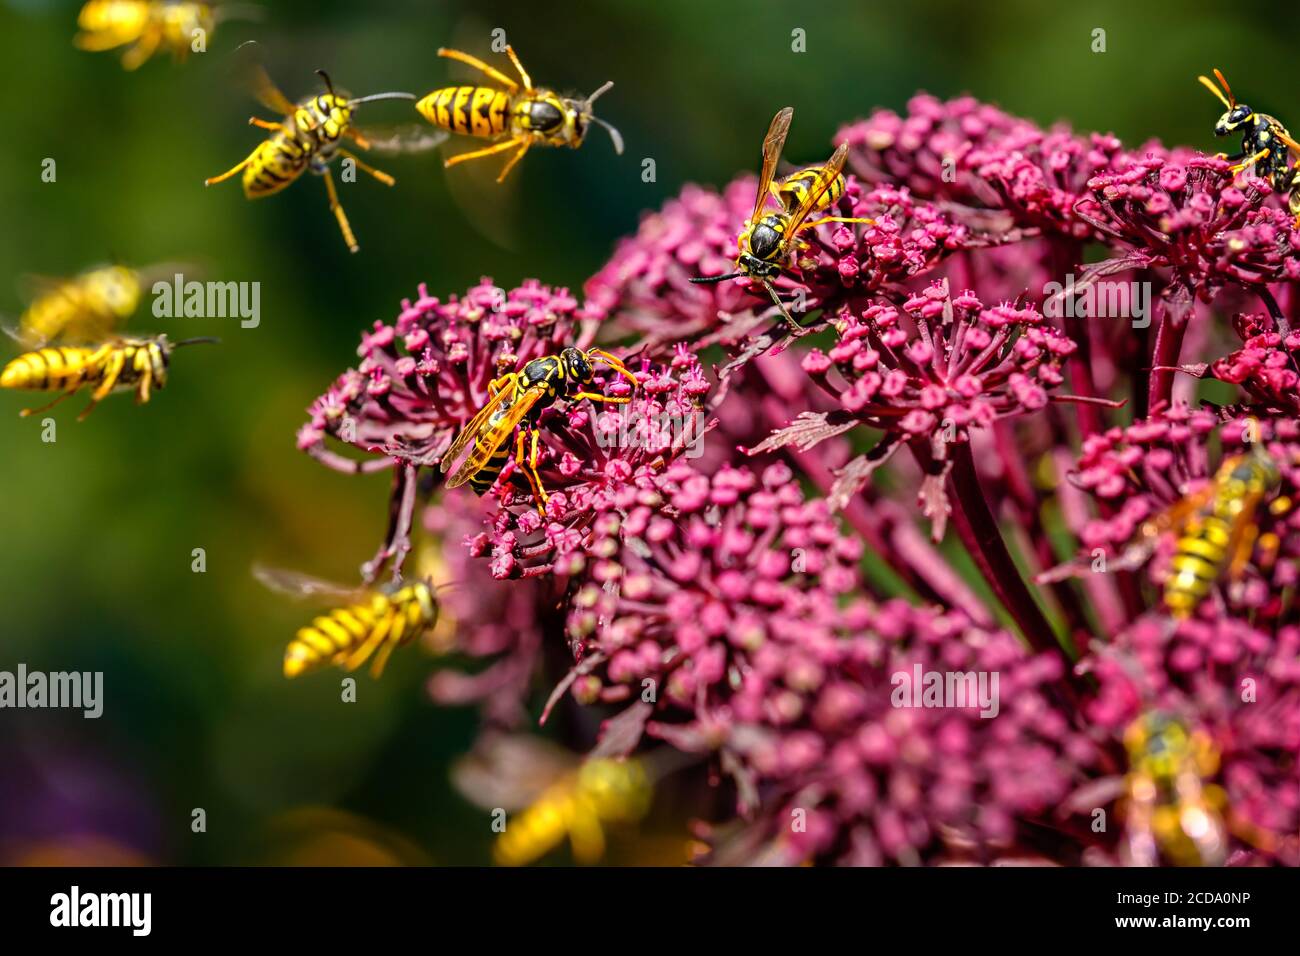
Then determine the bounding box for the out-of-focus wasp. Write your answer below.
[689,107,874,336]
[0,334,217,421]
[75,1,260,71]
[1120,712,1227,867]
[452,734,654,866]
[1199,68,1300,224]
[440,347,638,513]
[416,46,622,182]
[11,264,142,348]
[254,565,449,679]
[205,43,441,252]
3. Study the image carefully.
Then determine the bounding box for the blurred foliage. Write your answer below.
[0,0,1295,865]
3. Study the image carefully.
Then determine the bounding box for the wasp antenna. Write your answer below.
[689,272,742,285]
[590,115,624,155]
[316,69,337,98]
[173,336,222,348]
[1198,72,1232,111]
[585,80,615,106]
[1213,68,1236,106]
[349,91,417,107]
[763,280,807,337]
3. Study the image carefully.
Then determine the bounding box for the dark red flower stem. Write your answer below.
[1148,287,1192,410]
[921,441,1086,710]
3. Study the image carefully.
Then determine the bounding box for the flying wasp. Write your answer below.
[11,264,143,348]
[1120,712,1228,867]
[0,334,217,421]
[690,107,874,337]
[205,44,439,253]
[440,347,638,513]
[1199,68,1300,224]
[75,1,259,71]
[254,566,448,679]
[451,735,653,866]
[415,45,622,183]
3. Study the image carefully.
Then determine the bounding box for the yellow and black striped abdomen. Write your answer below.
[284,583,435,678]
[467,433,513,494]
[1164,507,1234,618]
[777,165,847,214]
[284,598,380,678]
[1,347,101,393]
[242,133,309,198]
[416,85,512,138]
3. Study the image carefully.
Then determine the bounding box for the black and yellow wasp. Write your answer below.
[452,735,654,867]
[1127,447,1288,619]
[10,264,142,348]
[1199,68,1300,224]
[254,565,448,679]
[1120,712,1228,867]
[690,107,874,336]
[75,1,260,71]
[415,45,622,182]
[1,334,217,421]
[205,43,442,252]
[440,347,638,512]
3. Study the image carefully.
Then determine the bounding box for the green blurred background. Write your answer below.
[0,0,1293,865]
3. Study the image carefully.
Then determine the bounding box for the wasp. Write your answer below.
[440,347,638,513]
[451,735,652,866]
[690,107,874,336]
[1133,448,1288,619]
[254,566,447,679]
[1199,68,1300,224]
[11,264,142,348]
[205,45,435,253]
[75,1,257,71]
[415,45,622,183]
[1120,712,1228,867]
[0,334,217,421]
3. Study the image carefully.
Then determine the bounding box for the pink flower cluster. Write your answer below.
[299,91,1300,866]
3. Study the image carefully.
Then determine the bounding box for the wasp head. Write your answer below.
[562,81,623,155]
[1215,103,1253,136]
[561,347,593,383]
[737,252,780,279]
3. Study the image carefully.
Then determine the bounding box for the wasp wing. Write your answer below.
[253,564,369,604]
[785,142,850,236]
[233,41,297,116]
[452,734,578,812]
[444,385,546,489]
[357,123,451,155]
[439,382,518,475]
[751,107,793,226]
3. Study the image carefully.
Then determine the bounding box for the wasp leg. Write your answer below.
[248,117,283,133]
[74,31,129,52]
[496,139,532,183]
[321,166,359,253]
[1230,148,1270,173]
[78,349,127,421]
[205,156,252,186]
[134,349,154,405]
[503,46,533,91]
[19,390,76,418]
[338,149,396,187]
[517,427,549,515]
[343,612,393,673]
[799,215,877,231]
[571,390,632,405]
[437,48,521,92]
[121,26,162,71]
[444,137,524,170]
